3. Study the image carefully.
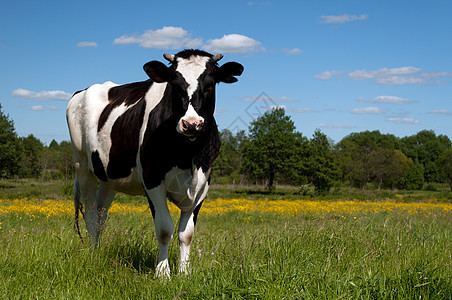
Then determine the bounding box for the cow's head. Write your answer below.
[143,49,243,140]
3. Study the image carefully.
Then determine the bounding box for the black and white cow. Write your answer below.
[66,49,243,277]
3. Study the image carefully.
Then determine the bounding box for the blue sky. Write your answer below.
[1,0,451,145]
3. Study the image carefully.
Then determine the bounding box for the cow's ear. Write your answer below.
[216,62,244,84]
[143,61,169,83]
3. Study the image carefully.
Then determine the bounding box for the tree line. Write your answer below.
[1,105,452,193]
[0,105,74,181]
[213,108,452,193]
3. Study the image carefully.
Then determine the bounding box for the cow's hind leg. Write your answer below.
[178,200,203,274]
[76,164,100,246]
[95,182,116,242]
[145,184,174,278]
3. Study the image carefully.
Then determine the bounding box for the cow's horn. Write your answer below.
[163,54,175,62]
[213,54,223,61]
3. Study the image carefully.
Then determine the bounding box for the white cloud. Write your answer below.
[31,105,45,111]
[357,96,417,104]
[114,28,263,54]
[282,48,302,55]
[318,66,452,85]
[12,88,71,101]
[386,117,420,124]
[320,14,368,24]
[430,109,452,116]
[77,41,97,47]
[31,105,59,111]
[114,26,202,49]
[318,123,356,129]
[203,34,263,53]
[348,67,452,85]
[315,70,343,80]
[349,107,383,114]
[349,67,421,80]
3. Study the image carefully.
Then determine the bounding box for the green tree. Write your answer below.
[213,129,247,184]
[242,108,302,190]
[401,130,452,183]
[0,104,23,178]
[368,149,412,189]
[337,130,401,189]
[305,129,340,195]
[337,131,377,189]
[437,148,452,190]
[58,141,74,181]
[398,161,425,190]
[19,134,44,178]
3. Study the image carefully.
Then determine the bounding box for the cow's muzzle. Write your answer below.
[178,118,204,140]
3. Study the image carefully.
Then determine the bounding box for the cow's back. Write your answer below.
[66,81,117,156]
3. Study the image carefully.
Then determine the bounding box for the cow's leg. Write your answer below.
[178,200,203,274]
[145,184,174,278]
[75,163,99,246]
[95,182,116,242]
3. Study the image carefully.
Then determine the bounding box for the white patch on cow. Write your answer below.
[176,56,209,99]
[67,81,117,156]
[139,83,168,145]
[164,166,209,212]
[176,103,204,134]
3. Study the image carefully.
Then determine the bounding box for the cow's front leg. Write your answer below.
[178,200,203,274]
[145,184,174,278]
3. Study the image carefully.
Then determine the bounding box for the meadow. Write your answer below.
[0,180,451,299]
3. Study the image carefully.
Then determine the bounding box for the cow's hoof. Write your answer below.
[156,259,171,279]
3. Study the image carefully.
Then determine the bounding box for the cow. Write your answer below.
[66,49,243,278]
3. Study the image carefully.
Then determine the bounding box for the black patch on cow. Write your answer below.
[192,200,204,226]
[140,111,220,190]
[98,80,153,132]
[193,120,220,172]
[91,150,108,182]
[106,97,146,179]
[176,49,213,60]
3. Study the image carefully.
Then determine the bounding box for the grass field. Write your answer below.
[0,180,451,299]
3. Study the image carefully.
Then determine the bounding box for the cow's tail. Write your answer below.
[73,177,84,241]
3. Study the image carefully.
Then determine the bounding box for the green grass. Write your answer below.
[1,179,451,202]
[0,179,451,298]
[0,205,450,299]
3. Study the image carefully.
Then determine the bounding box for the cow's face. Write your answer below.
[143,50,243,140]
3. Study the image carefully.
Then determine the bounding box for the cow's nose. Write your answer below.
[181,119,204,134]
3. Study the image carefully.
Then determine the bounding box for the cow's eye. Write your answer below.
[203,85,215,97]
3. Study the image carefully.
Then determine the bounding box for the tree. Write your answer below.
[398,161,424,190]
[401,130,452,183]
[305,129,341,195]
[438,148,452,190]
[337,130,402,189]
[337,131,378,189]
[213,129,247,184]
[241,108,302,190]
[368,149,412,189]
[0,104,23,178]
[19,134,44,178]
[58,141,74,181]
